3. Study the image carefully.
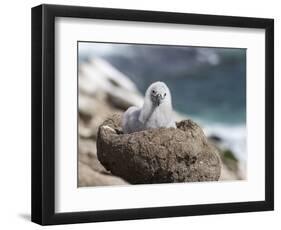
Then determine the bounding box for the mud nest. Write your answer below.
[97,114,221,184]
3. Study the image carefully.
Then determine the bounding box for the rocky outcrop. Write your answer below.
[78,58,143,187]
[78,162,127,187]
[209,136,245,180]
[97,114,221,184]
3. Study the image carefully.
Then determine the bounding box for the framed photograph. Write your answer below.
[31,4,274,225]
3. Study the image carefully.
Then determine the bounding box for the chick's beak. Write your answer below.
[156,94,162,106]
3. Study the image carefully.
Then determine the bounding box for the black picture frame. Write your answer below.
[31,4,274,225]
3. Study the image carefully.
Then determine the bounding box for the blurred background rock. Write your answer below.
[78,43,246,186]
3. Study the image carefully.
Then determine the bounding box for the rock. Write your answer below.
[90,58,139,93]
[79,94,96,120]
[208,134,222,143]
[219,149,245,180]
[97,114,221,184]
[78,139,107,172]
[106,89,143,110]
[78,162,128,187]
[208,136,242,180]
[220,164,240,181]
[79,58,143,108]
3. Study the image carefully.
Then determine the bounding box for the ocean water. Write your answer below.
[79,43,247,161]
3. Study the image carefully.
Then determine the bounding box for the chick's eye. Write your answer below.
[152,90,155,94]
[164,93,166,96]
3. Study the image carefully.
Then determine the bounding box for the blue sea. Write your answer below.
[79,43,247,162]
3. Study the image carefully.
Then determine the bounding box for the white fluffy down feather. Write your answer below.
[122,81,176,134]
